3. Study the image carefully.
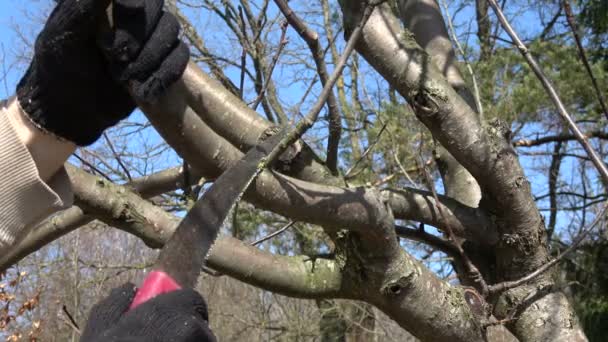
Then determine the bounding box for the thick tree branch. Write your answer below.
[210,238,343,298]
[175,62,340,185]
[125,166,203,199]
[396,0,482,208]
[0,163,492,273]
[2,113,501,342]
[0,165,195,271]
[70,164,486,342]
[338,2,586,340]
[476,0,492,60]
[1,166,345,298]
[385,188,497,244]
[397,0,477,107]
[0,206,90,273]
[3,164,485,341]
[367,250,485,342]
[547,140,563,239]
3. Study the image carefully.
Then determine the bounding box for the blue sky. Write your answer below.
[0,0,47,98]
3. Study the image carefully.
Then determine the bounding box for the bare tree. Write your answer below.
[2,0,608,341]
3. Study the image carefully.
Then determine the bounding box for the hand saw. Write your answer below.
[95,0,289,308]
[128,129,287,309]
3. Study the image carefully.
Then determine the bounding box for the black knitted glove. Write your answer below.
[80,283,216,342]
[16,0,189,146]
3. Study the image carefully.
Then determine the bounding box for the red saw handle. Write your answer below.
[128,271,182,310]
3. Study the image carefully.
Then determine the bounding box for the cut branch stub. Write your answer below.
[381,273,416,297]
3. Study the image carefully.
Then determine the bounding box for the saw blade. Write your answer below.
[154,128,287,288]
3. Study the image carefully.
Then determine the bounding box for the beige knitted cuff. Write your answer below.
[0,101,72,252]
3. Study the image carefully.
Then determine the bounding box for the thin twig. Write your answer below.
[175,7,240,96]
[72,153,113,181]
[344,122,387,179]
[252,221,296,246]
[440,0,484,119]
[418,153,489,296]
[273,0,343,175]
[539,6,563,41]
[487,0,608,188]
[202,266,223,277]
[250,21,289,110]
[489,204,608,294]
[376,114,420,187]
[395,225,460,259]
[394,151,417,186]
[372,173,396,186]
[1,44,11,96]
[562,0,608,120]
[513,130,608,147]
[262,1,379,166]
[103,132,132,182]
[238,5,248,99]
[60,305,80,335]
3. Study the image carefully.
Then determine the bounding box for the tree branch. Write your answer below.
[174,7,240,96]
[0,165,196,271]
[513,130,608,147]
[562,0,608,120]
[419,157,489,296]
[250,21,289,111]
[338,2,586,340]
[251,220,296,246]
[395,225,460,258]
[395,0,482,208]
[70,163,486,342]
[173,62,340,185]
[4,159,487,342]
[273,0,343,175]
[385,188,497,244]
[3,166,345,298]
[489,204,607,295]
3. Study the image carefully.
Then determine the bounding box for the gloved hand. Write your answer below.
[16,0,189,146]
[80,283,216,342]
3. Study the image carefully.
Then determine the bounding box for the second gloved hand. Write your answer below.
[80,283,216,342]
[16,0,189,146]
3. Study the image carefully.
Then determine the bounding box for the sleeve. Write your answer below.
[0,100,73,253]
